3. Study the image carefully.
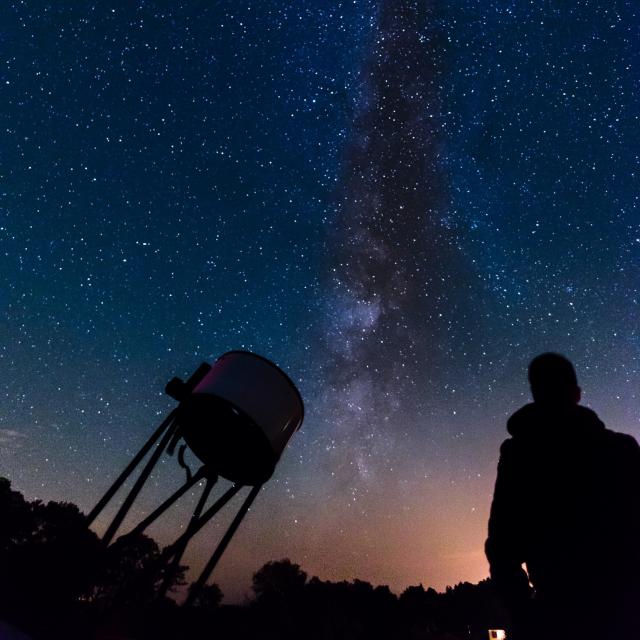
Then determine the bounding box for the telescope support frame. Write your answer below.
[86,388,267,607]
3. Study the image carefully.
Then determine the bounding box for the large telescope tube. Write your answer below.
[177,351,304,485]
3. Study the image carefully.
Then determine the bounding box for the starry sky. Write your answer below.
[2,1,639,603]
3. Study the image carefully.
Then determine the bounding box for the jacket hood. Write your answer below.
[507,402,605,438]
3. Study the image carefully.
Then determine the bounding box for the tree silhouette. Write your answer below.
[251,559,308,639]
[91,532,186,611]
[0,477,32,549]
[0,478,103,637]
[0,477,188,638]
[187,582,223,610]
[0,478,512,640]
[252,558,308,602]
[399,584,440,638]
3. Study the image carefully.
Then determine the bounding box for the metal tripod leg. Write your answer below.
[156,473,217,599]
[160,483,243,563]
[86,409,178,527]
[184,484,262,607]
[102,416,180,546]
[122,465,208,540]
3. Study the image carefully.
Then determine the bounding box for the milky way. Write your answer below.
[320,1,488,485]
[1,1,639,602]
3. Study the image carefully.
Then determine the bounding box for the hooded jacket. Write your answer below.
[486,402,640,622]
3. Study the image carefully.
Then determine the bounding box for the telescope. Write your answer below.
[86,350,304,605]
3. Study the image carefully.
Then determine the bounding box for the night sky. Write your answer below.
[2,1,639,602]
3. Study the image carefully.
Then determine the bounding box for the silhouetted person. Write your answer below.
[486,353,640,640]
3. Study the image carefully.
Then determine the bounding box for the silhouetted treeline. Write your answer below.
[0,478,508,639]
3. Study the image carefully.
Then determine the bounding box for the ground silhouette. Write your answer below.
[0,477,507,639]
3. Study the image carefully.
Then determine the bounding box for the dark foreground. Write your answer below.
[1,477,508,639]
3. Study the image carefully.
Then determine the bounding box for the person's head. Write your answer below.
[528,352,581,406]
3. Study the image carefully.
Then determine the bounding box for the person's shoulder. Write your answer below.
[602,428,640,453]
[597,430,640,485]
[499,437,515,454]
[498,436,521,461]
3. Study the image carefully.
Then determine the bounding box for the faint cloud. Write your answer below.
[0,429,26,446]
